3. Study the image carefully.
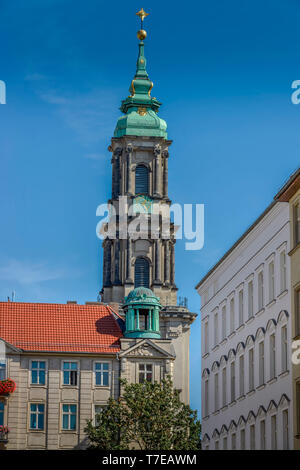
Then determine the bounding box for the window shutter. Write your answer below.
[135,165,149,194]
[134,258,150,288]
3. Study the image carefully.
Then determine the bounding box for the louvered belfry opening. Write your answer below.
[135,164,149,195]
[134,257,150,288]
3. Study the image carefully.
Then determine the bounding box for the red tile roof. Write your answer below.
[0,302,123,354]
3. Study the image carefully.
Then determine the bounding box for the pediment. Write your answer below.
[119,339,175,359]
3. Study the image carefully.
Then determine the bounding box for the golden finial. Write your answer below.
[136,8,149,40]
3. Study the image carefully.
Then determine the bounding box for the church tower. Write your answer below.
[101,9,177,307]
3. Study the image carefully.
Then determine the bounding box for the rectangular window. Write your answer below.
[62,404,77,431]
[280,251,287,293]
[204,321,209,353]
[222,368,227,407]
[250,425,255,450]
[0,361,6,381]
[214,373,219,412]
[231,433,236,450]
[63,362,78,386]
[239,355,244,397]
[30,403,45,430]
[281,326,288,372]
[271,415,277,450]
[240,429,245,450]
[0,402,4,426]
[269,261,275,302]
[139,310,149,330]
[204,379,209,417]
[259,342,264,385]
[139,364,153,383]
[238,290,244,326]
[270,334,276,379]
[296,289,300,336]
[295,203,300,246]
[249,349,254,391]
[260,420,266,450]
[222,305,226,339]
[214,311,218,346]
[223,436,227,450]
[283,410,289,450]
[248,281,253,318]
[230,362,235,403]
[31,361,46,385]
[94,405,105,426]
[95,363,110,387]
[258,271,264,311]
[215,440,219,450]
[230,298,235,333]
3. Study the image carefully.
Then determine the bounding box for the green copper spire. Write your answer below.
[114,9,167,139]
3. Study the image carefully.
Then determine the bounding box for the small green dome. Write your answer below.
[124,287,161,307]
[114,108,167,138]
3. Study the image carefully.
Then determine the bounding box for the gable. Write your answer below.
[119,339,175,359]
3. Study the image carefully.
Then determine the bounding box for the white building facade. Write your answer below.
[196,200,293,450]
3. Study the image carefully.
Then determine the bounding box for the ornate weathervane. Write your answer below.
[136,8,149,40]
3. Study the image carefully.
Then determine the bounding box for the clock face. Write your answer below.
[132,195,153,214]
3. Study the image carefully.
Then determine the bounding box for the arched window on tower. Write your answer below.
[134,257,150,288]
[135,164,149,195]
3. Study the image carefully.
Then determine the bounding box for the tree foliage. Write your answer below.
[85,377,201,450]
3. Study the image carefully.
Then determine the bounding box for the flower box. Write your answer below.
[0,379,16,395]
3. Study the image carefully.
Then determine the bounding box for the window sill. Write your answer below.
[237,395,246,402]
[266,299,276,308]
[278,370,289,378]
[61,385,79,389]
[30,384,47,388]
[236,324,245,333]
[220,339,227,346]
[202,353,209,360]
[246,389,255,397]
[267,377,277,385]
[220,405,228,411]
[60,430,78,434]
[245,316,254,325]
[229,400,237,407]
[228,331,236,340]
[255,308,265,317]
[256,384,266,391]
[212,345,220,353]
[278,289,288,300]
[28,429,46,433]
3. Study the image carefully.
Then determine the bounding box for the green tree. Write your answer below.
[85,377,201,450]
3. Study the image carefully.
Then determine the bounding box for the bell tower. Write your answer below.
[101,9,177,306]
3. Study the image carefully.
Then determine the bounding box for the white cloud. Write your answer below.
[0,259,79,285]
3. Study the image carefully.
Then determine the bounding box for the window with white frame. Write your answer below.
[0,402,4,426]
[271,415,277,450]
[238,290,244,326]
[222,367,227,407]
[270,334,276,379]
[231,433,236,450]
[260,420,266,450]
[214,373,219,412]
[230,362,235,403]
[249,348,254,391]
[239,355,244,397]
[258,271,264,311]
[214,311,218,346]
[281,326,288,372]
[280,251,287,293]
[204,379,209,417]
[63,362,78,386]
[259,341,265,385]
[250,424,255,450]
[62,404,77,431]
[0,360,6,380]
[294,202,300,246]
[248,280,254,318]
[139,363,153,383]
[268,261,275,302]
[204,321,209,353]
[240,428,245,450]
[29,403,45,430]
[283,409,289,450]
[94,405,106,426]
[31,361,46,385]
[95,362,110,387]
[230,298,235,333]
[296,289,300,336]
[222,305,226,339]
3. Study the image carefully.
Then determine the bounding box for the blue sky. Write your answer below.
[1,0,300,413]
